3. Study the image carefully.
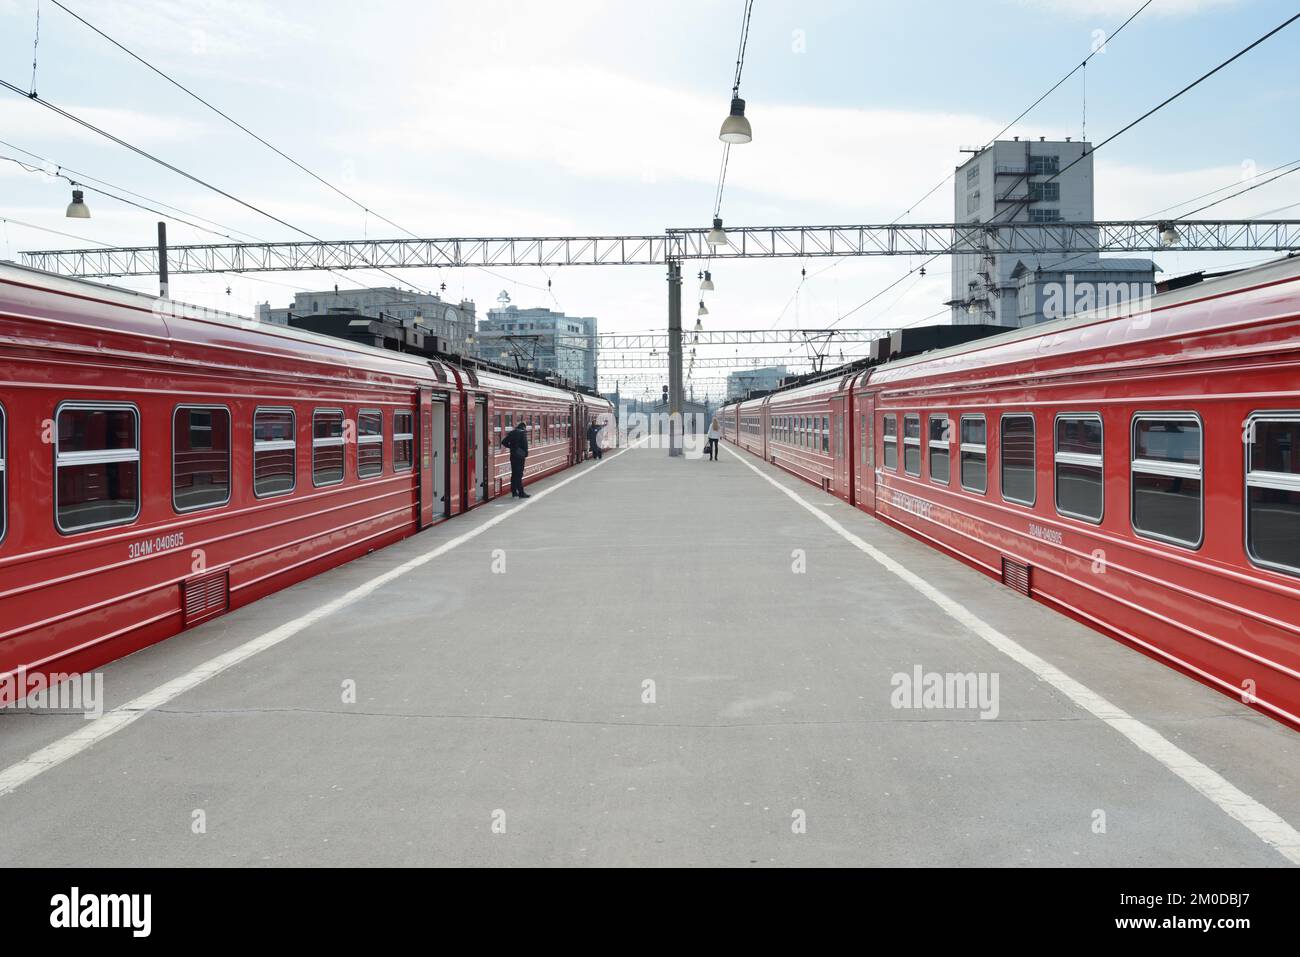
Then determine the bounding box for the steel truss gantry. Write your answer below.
[18,220,1300,277]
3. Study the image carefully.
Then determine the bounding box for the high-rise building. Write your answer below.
[727,365,789,399]
[473,299,599,389]
[950,138,1156,327]
[255,286,477,353]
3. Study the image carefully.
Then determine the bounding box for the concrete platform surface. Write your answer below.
[1,443,1297,867]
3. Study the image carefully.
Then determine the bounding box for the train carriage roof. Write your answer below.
[866,253,1300,387]
[0,260,586,403]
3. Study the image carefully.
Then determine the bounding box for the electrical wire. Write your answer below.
[44,1,552,295]
[776,0,1156,324]
[828,9,1300,330]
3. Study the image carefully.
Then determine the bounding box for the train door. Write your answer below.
[474,397,488,503]
[418,389,450,526]
[832,397,846,496]
[858,394,877,512]
[431,397,448,514]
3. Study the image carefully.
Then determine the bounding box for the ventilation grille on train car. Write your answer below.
[1000,557,1032,596]
[183,569,230,626]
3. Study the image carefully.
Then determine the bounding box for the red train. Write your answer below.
[0,262,612,700]
[724,255,1300,729]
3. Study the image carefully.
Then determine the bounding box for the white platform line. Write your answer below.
[0,442,642,799]
[724,444,1300,865]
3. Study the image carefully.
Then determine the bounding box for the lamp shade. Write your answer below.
[706,217,728,246]
[719,97,752,144]
[65,189,90,219]
[700,270,714,291]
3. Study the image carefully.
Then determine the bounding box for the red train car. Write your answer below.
[726,255,1300,728]
[0,263,610,701]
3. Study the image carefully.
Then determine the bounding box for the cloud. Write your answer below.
[373,61,1046,221]
[0,97,206,146]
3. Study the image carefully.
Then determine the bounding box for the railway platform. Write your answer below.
[1,443,1298,867]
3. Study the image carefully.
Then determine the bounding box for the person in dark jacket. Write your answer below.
[586,420,603,460]
[502,421,530,498]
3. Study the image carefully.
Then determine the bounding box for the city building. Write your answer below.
[473,297,599,389]
[255,286,477,353]
[950,137,1156,326]
[727,365,789,400]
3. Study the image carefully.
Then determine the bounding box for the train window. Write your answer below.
[1131,415,1202,548]
[1245,414,1300,574]
[822,416,830,454]
[394,412,414,471]
[882,415,898,470]
[903,414,921,476]
[960,416,987,494]
[312,410,345,487]
[254,408,296,497]
[506,413,514,429]
[1055,414,1103,523]
[357,410,384,478]
[929,415,951,484]
[0,404,6,545]
[1000,414,1036,506]
[55,403,140,534]
[173,406,231,512]
[495,413,502,438]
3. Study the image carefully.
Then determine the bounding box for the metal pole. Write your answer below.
[157,221,169,300]
[667,260,683,457]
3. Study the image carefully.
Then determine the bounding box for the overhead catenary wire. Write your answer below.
[798,0,1155,318]
[828,8,1300,330]
[0,137,266,242]
[44,1,551,296]
[0,78,444,298]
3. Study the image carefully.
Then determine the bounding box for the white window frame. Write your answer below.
[1131,412,1203,549]
[393,411,415,473]
[960,414,987,495]
[1054,413,1104,524]
[1244,412,1300,577]
[903,413,922,477]
[929,413,951,485]
[357,408,385,479]
[1000,413,1037,507]
[254,406,297,499]
[172,404,232,514]
[54,401,142,534]
[312,409,346,488]
[882,414,898,471]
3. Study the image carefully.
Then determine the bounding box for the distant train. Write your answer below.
[0,262,612,698]
[724,255,1300,729]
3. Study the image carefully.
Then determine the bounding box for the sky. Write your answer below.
[1,0,1298,398]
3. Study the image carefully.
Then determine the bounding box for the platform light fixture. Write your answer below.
[699,270,714,291]
[65,188,90,219]
[706,217,728,246]
[719,97,752,144]
[1159,222,1181,246]
[697,300,709,317]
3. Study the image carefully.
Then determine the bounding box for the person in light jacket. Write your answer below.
[501,421,530,498]
[706,417,721,461]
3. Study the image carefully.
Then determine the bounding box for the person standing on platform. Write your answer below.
[706,417,721,461]
[502,420,530,498]
[587,420,603,460]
